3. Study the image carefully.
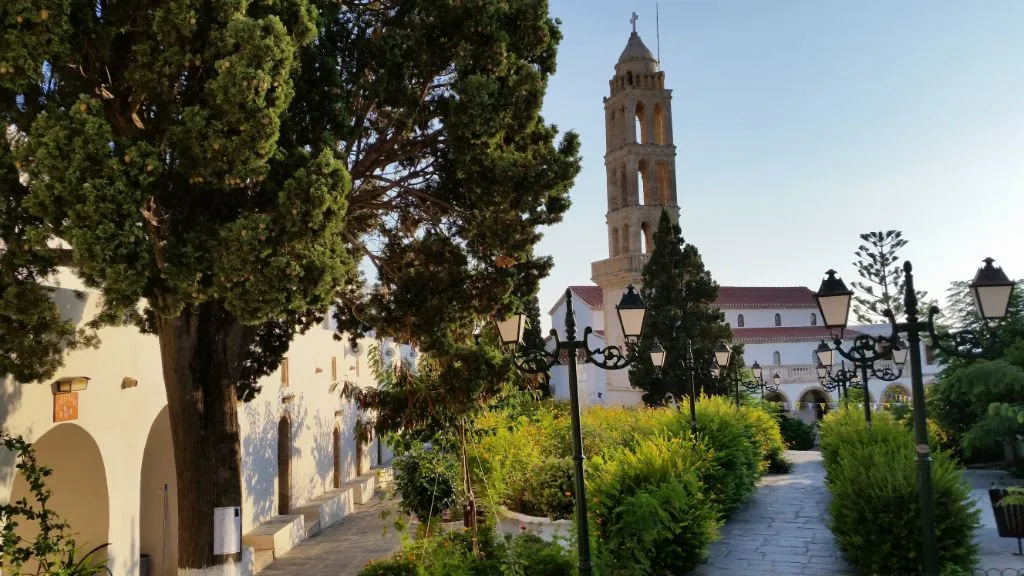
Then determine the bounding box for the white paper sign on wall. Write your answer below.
[213,506,241,556]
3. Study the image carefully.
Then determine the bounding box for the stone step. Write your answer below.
[293,486,355,532]
[344,471,377,505]
[252,548,275,574]
[242,514,304,557]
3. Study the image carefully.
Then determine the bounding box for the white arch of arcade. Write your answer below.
[140,405,178,576]
[7,423,111,573]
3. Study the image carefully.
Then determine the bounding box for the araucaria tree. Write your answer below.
[629,211,740,405]
[850,230,929,323]
[1,1,578,573]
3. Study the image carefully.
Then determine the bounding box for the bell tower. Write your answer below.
[591,19,680,401]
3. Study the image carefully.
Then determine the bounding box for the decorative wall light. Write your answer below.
[53,376,90,394]
[121,377,139,389]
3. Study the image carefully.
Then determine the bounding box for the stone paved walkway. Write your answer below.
[692,450,856,576]
[259,497,403,576]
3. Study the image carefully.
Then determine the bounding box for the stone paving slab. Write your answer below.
[258,497,404,576]
[692,450,857,576]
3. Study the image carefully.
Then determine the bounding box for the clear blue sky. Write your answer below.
[535,0,1024,329]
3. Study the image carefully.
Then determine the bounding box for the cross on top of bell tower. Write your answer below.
[630,12,638,32]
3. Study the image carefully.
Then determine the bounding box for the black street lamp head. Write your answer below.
[650,339,667,369]
[496,313,526,347]
[814,269,854,337]
[970,258,1015,321]
[892,338,909,367]
[816,341,834,369]
[616,284,648,340]
[714,339,732,369]
[772,373,781,386]
[751,361,763,380]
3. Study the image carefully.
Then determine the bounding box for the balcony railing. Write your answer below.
[591,254,650,282]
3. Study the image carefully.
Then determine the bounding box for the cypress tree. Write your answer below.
[629,210,742,405]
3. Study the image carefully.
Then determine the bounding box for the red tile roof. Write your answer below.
[732,326,862,343]
[548,285,605,315]
[714,287,817,309]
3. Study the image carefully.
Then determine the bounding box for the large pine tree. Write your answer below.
[629,210,742,405]
[0,1,578,572]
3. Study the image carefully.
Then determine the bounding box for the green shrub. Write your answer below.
[767,452,793,474]
[392,443,461,523]
[778,415,816,450]
[497,533,575,576]
[360,557,424,576]
[360,529,573,576]
[521,457,575,520]
[589,434,719,575]
[692,395,761,516]
[820,408,981,575]
[739,403,787,475]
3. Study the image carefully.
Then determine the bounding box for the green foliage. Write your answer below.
[589,434,719,575]
[850,230,931,323]
[520,458,575,520]
[691,396,761,516]
[819,408,980,575]
[359,529,573,576]
[629,210,740,404]
[927,342,1024,457]
[0,433,112,576]
[778,415,817,450]
[391,443,461,523]
[767,453,793,474]
[739,402,787,476]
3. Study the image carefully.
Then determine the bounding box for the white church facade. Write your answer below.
[0,267,410,576]
[547,29,941,419]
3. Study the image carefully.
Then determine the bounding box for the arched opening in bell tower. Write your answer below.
[640,222,653,254]
[634,101,648,144]
[637,160,652,206]
[656,162,670,205]
[611,227,620,257]
[618,164,629,207]
[653,103,667,145]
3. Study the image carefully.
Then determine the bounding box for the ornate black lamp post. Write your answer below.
[818,359,857,403]
[496,285,662,576]
[744,361,781,400]
[813,258,1015,576]
[816,335,909,424]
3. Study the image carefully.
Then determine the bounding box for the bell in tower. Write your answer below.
[591,17,680,401]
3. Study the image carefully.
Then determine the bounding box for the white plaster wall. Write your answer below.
[741,341,822,368]
[720,307,821,329]
[548,296,601,342]
[0,269,384,576]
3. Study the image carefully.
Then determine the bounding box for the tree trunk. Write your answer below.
[457,420,479,555]
[156,301,253,574]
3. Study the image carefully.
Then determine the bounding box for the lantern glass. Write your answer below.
[751,361,763,380]
[772,373,781,386]
[814,269,854,334]
[714,340,732,369]
[892,341,909,367]
[816,342,834,369]
[616,284,648,339]
[816,362,828,379]
[496,314,526,346]
[649,340,667,368]
[970,258,1015,320]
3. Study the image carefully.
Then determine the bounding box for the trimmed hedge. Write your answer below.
[589,434,720,575]
[779,414,816,450]
[820,408,981,575]
[691,396,762,516]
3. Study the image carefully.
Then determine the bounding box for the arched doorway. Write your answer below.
[332,425,341,489]
[798,388,831,425]
[140,406,178,576]
[882,384,912,407]
[278,415,291,515]
[7,424,110,573]
[765,391,790,413]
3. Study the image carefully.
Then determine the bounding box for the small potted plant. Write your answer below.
[989,484,1024,555]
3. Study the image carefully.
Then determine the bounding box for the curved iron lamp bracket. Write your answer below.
[582,327,634,371]
[925,305,1003,360]
[510,329,562,374]
[832,308,900,367]
[870,363,903,382]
